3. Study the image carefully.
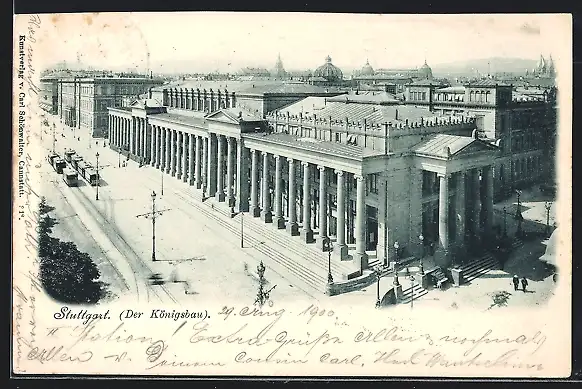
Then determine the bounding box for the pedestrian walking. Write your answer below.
[512,275,519,291]
[521,277,528,293]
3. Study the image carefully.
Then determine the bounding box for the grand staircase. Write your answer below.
[164,184,359,296]
[460,238,524,283]
[399,282,428,305]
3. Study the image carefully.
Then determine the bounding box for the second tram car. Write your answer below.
[62,167,79,187]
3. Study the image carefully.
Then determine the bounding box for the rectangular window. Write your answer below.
[367,174,378,194]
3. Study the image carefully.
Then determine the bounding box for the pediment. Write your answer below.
[205,110,240,124]
[452,141,497,157]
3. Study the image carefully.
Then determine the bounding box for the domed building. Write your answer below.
[418,60,433,80]
[313,55,344,84]
[360,59,375,76]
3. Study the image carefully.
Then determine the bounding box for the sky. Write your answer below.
[19,13,571,74]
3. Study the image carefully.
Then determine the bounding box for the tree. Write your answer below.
[37,198,107,304]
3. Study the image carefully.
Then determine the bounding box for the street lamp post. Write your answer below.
[418,234,425,275]
[161,170,164,195]
[118,149,121,168]
[326,237,334,284]
[95,152,100,200]
[545,202,552,236]
[393,241,400,286]
[515,190,523,237]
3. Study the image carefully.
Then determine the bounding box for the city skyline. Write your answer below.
[35,13,569,75]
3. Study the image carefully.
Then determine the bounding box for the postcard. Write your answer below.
[12,12,572,377]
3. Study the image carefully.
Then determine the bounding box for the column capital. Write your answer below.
[354,174,365,181]
[437,172,449,178]
[287,157,295,164]
[263,151,269,159]
[317,164,326,172]
[250,148,258,156]
[227,136,235,145]
[301,161,310,168]
[274,154,282,161]
[334,169,344,176]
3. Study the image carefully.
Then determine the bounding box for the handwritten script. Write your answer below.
[12,303,551,376]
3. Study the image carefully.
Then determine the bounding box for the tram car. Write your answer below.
[64,149,76,163]
[52,157,67,174]
[62,167,79,187]
[77,161,92,178]
[71,155,84,171]
[85,168,99,186]
[47,151,59,164]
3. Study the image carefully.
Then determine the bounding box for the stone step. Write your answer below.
[462,256,499,283]
[173,191,328,295]
[399,283,428,304]
[236,211,355,280]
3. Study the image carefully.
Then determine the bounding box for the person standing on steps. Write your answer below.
[512,275,520,291]
[521,277,528,293]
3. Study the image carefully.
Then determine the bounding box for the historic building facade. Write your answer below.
[57,76,164,137]
[404,79,557,201]
[108,87,501,287]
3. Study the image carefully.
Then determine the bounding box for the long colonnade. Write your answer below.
[108,111,371,267]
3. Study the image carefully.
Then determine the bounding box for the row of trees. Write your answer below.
[38,197,108,304]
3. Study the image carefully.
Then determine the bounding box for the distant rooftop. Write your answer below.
[273,98,458,126]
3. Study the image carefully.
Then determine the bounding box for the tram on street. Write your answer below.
[71,155,84,170]
[52,157,67,174]
[64,149,76,162]
[62,167,78,187]
[84,168,99,186]
[47,151,59,164]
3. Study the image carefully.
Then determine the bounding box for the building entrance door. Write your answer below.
[366,205,378,251]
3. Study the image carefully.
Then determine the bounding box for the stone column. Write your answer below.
[143,119,149,162]
[249,149,260,217]
[155,126,161,168]
[188,134,195,185]
[195,136,202,189]
[136,118,141,157]
[160,128,167,171]
[181,132,188,183]
[273,155,285,229]
[300,162,314,243]
[235,140,250,213]
[316,165,328,250]
[202,136,208,192]
[472,169,482,247]
[260,152,272,223]
[176,132,183,179]
[334,170,348,260]
[215,135,225,202]
[353,174,369,271]
[455,171,467,257]
[436,172,451,267]
[207,133,217,197]
[286,158,299,235]
[129,118,135,155]
[150,123,156,166]
[483,165,494,238]
[170,129,176,176]
[226,137,235,206]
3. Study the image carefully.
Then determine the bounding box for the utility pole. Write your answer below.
[95,152,100,200]
[136,191,171,262]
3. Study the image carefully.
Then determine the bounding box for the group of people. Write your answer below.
[512,275,529,292]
